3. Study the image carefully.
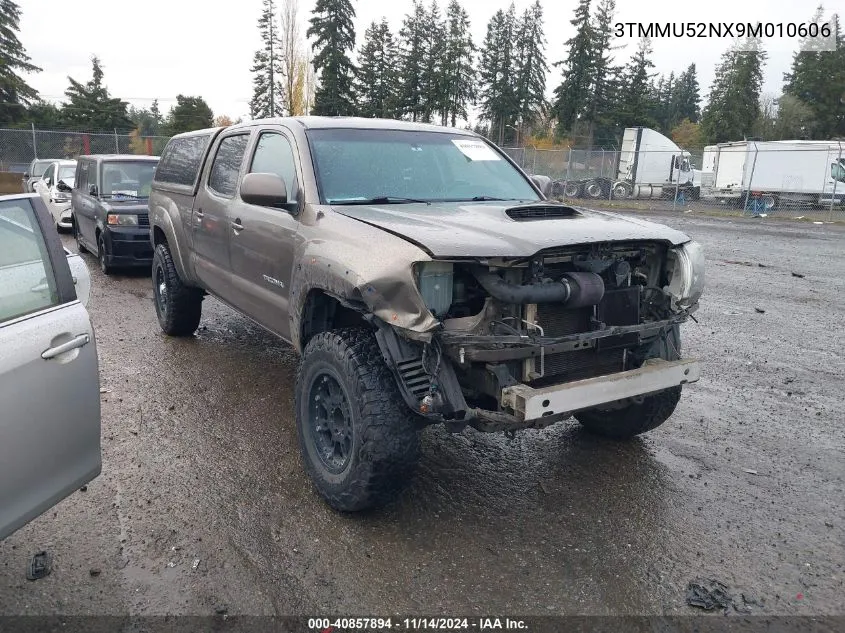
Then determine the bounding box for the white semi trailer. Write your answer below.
[560,127,700,201]
[700,140,845,209]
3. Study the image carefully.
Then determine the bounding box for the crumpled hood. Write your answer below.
[331,202,691,258]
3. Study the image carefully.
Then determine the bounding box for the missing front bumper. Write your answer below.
[500,358,700,422]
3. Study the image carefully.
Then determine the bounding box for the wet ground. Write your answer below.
[1,212,843,617]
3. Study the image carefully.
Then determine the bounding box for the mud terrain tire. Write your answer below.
[575,386,682,439]
[296,328,420,512]
[152,243,203,336]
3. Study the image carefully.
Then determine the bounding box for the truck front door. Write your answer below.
[226,128,301,340]
[193,132,251,304]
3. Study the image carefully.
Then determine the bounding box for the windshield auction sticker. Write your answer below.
[452,139,501,161]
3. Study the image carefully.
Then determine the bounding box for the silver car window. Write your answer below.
[0,201,61,323]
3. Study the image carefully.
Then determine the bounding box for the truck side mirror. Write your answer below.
[88,184,98,196]
[530,174,552,197]
[240,172,288,208]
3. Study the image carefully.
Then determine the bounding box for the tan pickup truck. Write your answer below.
[149,117,704,511]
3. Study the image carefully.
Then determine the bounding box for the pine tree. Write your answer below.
[478,5,518,145]
[440,0,476,127]
[585,0,622,146]
[307,0,357,116]
[617,38,657,129]
[250,0,284,119]
[784,8,845,138]
[398,1,429,121]
[62,56,133,131]
[700,41,767,143]
[355,19,400,118]
[671,64,700,125]
[0,0,41,125]
[552,0,593,137]
[513,0,547,138]
[165,95,214,136]
[419,0,446,123]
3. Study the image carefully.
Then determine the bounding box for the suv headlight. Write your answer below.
[107,214,138,226]
[665,240,705,310]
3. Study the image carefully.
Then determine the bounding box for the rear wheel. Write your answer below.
[152,242,203,336]
[563,182,582,198]
[296,328,420,512]
[762,194,778,211]
[575,386,682,439]
[585,180,606,199]
[612,182,632,199]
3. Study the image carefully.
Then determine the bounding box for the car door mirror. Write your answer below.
[240,172,288,208]
[88,184,98,197]
[57,180,72,193]
[23,172,30,178]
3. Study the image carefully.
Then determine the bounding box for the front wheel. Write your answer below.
[296,328,420,512]
[98,233,114,275]
[72,216,87,253]
[152,242,203,336]
[575,386,682,439]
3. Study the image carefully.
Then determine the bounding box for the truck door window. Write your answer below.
[0,200,60,323]
[208,134,250,198]
[249,133,299,204]
[76,161,88,192]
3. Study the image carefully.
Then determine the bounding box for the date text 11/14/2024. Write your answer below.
[308,618,529,631]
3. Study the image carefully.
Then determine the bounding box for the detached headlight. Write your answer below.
[665,240,705,310]
[107,214,138,226]
[414,261,454,317]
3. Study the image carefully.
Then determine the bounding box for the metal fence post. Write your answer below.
[673,147,682,211]
[531,146,536,175]
[743,143,759,214]
[831,141,843,222]
[31,123,37,159]
[114,129,119,153]
[563,148,572,199]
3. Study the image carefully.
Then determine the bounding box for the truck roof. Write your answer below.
[80,154,161,162]
[170,117,479,139]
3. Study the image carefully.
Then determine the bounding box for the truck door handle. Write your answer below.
[231,219,244,232]
[195,209,204,219]
[42,334,90,359]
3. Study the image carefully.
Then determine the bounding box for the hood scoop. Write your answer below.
[506,203,581,221]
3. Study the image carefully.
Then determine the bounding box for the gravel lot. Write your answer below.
[1,212,843,618]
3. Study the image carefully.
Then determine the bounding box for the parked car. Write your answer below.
[33,159,77,232]
[71,154,159,275]
[149,118,704,512]
[21,158,57,193]
[0,193,101,541]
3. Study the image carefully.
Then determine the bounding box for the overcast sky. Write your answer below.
[17,0,833,123]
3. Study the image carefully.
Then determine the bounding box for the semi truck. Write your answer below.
[700,140,845,210]
[557,127,700,201]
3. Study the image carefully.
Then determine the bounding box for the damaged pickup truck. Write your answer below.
[149,118,704,511]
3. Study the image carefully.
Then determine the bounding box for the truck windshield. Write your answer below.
[307,129,540,205]
[101,161,159,198]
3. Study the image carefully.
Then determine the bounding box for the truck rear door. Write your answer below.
[0,195,101,540]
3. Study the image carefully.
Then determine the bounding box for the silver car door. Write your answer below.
[0,194,101,541]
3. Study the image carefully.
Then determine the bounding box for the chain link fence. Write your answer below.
[0,127,170,174]
[504,143,845,222]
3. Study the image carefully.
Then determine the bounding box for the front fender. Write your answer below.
[289,208,440,351]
